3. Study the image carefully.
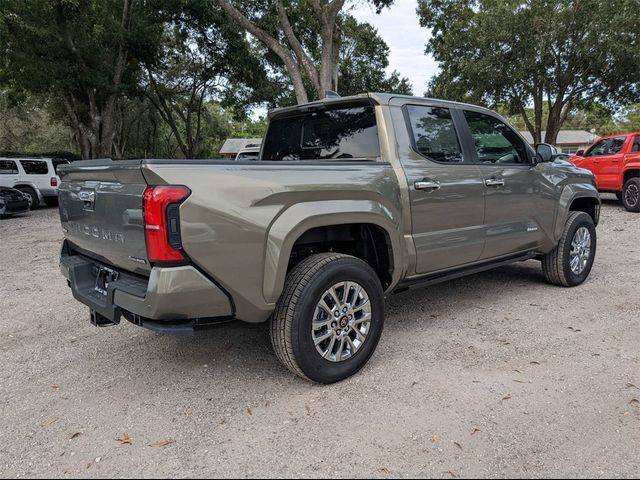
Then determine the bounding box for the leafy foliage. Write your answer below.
[0,92,75,154]
[216,0,407,103]
[0,0,410,158]
[418,0,640,143]
[0,0,163,158]
[338,16,412,96]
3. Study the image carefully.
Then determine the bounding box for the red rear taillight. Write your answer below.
[50,177,58,187]
[143,186,191,263]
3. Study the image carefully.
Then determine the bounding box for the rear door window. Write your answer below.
[0,160,19,174]
[20,160,49,175]
[405,105,464,163]
[262,103,380,161]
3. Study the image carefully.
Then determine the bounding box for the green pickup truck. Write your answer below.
[58,93,600,383]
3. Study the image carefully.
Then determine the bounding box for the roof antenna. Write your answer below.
[324,90,340,99]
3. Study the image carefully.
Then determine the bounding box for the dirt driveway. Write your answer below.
[1,197,639,478]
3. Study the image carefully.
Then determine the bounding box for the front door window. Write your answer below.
[463,111,530,165]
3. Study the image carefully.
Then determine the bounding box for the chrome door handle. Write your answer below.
[414,180,440,190]
[485,178,505,187]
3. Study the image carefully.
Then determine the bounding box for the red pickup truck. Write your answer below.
[570,133,640,212]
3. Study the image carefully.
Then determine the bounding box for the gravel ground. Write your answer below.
[1,197,639,479]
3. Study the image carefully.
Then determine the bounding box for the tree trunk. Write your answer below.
[532,86,543,144]
[216,0,347,103]
[97,97,117,158]
[217,0,309,103]
[544,100,565,145]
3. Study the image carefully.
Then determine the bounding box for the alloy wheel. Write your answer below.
[625,183,639,207]
[569,226,591,275]
[311,281,372,362]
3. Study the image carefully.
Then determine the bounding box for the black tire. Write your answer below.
[621,178,640,212]
[44,196,59,207]
[542,211,596,287]
[16,186,39,209]
[270,253,384,384]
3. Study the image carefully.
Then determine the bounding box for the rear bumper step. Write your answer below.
[61,244,234,335]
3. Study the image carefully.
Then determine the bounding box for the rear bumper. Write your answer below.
[60,249,234,335]
[0,199,30,215]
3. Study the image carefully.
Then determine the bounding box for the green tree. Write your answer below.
[229,116,268,139]
[496,101,618,137]
[215,0,396,103]
[0,0,163,159]
[143,0,272,158]
[418,0,640,144]
[338,16,412,96]
[0,91,76,154]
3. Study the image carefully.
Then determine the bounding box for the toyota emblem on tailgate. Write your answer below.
[78,190,96,210]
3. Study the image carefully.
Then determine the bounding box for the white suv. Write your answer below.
[0,157,70,209]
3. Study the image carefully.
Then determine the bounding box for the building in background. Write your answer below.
[519,130,599,154]
[219,138,262,159]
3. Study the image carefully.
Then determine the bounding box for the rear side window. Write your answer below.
[0,160,19,174]
[633,137,640,152]
[20,160,49,175]
[463,111,529,164]
[405,105,463,163]
[262,104,380,161]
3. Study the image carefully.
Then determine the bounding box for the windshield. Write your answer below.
[262,103,380,161]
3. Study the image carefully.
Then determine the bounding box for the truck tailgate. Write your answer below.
[58,160,150,276]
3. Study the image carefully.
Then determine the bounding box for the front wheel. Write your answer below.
[270,253,385,384]
[542,211,596,287]
[621,178,640,212]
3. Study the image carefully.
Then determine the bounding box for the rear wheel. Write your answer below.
[542,211,596,287]
[270,253,384,384]
[17,186,39,210]
[621,178,640,212]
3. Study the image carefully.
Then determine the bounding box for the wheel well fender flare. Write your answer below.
[263,200,403,303]
[13,183,43,200]
[555,184,600,241]
[623,166,640,183]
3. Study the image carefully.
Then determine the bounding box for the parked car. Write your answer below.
[0,186,30,217]
[570,133,640,212]
[0,157,70,209]
[57,93,600,384]
[234,144,261,161]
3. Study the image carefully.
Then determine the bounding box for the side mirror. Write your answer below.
[535,143,557,163]
[575,149,585,157]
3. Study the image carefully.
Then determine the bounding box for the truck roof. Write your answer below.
[268,92,496,119]
[597,131,640,140]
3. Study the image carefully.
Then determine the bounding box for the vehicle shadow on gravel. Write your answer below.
[128,260,547,382]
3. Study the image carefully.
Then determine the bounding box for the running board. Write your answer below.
[393,252,536,293]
